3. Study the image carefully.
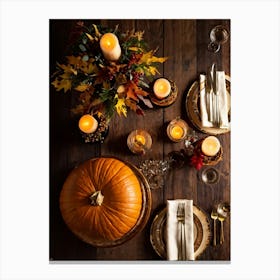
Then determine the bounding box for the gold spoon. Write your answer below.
[217,203,228,244]
[211,207,218,246]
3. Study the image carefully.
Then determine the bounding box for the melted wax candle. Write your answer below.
[100,33,121,61]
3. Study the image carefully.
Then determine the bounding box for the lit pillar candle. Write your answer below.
[78,114,98,134]
[153,78,171,99]
[99,33,121,61]
[201,136,221,156]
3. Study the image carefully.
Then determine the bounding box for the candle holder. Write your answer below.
[150,79,178,107]
[80,112,109,143]
[194,138,223,166]
[127,129,152,155]
[166,117,188,142]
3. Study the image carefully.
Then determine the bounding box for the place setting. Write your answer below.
[185,63,231,135]
[150,199,211,260]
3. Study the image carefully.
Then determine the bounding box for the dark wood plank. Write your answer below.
[196,19,231,260]
[163,20,198,202]
[50,19,101,260]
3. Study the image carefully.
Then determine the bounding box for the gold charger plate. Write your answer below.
[150,205,211,260]
[185,75,231,135]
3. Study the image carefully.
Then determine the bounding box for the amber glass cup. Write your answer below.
[127,129,152,155]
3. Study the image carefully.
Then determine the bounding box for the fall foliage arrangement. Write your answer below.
[51,21,168,123]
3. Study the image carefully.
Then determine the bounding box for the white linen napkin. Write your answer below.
[166,199,194,260]
[200,71,229,129]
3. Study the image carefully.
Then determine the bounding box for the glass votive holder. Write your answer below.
[127,129,152,155]
[166,117,188,142]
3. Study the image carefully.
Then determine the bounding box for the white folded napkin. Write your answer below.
[166,199,194,261]
[200,70,229,129]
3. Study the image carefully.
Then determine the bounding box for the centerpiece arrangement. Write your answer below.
[51,21,168,142]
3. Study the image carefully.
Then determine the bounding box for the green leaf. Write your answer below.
[138,80,149,88]
[79,44,86,52]
[82,55,89,61]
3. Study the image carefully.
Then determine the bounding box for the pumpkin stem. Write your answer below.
[89,190,104,206]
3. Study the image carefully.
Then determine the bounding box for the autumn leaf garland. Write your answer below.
[51,22,168,119]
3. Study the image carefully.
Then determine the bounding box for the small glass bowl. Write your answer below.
[201,167,220,184]
[127,129,152,155]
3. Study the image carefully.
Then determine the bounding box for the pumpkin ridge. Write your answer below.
[103,200,142,206]
[102,184,142,203]
[65,205,92,233]
[102,205,137,234]
[96,209,120,240]
[106,165,135,188]
[89,160,103,191]
[95,158,121,188]
[88,206,108,240]
[104,173,139,192]
[94,158,110,187]
[102,203,141,222]
[101,158,124,185]
[104,200,140,207]
[101,207,127,238]
[100,169,141,197]
[89,207,102,238]
[78,168,96,194]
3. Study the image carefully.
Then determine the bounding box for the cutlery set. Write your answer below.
[206,63,221,127]
[211,203,229,246]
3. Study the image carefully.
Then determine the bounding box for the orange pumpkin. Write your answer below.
[60,157,143,246]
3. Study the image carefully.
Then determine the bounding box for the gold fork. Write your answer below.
[211,207,218,246]
[177,203,186,260]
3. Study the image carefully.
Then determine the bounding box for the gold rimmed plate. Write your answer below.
[150,205,211,260]
[185,75,231,135]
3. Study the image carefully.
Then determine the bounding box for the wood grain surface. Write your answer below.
[50,19,230,261]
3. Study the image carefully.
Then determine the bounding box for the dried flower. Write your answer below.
[190,151,204,170]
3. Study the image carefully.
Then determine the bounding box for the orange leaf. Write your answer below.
[125,81,149,102]
[134,85,149,97]
[125,82,139,101]
[125,99,138,112]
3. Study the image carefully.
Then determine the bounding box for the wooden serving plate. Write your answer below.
[61,157,152,247]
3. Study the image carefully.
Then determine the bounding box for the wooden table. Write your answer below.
[50,19,230,261]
